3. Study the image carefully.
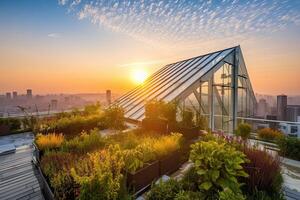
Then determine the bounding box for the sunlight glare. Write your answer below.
[131,69,148,84]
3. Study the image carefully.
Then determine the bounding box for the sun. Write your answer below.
[131,69,148,84]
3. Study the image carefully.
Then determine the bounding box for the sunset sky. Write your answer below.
[0,0,300,95]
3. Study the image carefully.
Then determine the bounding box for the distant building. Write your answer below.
[277,95,287,121]
[51,99,58,110]
[12,91,18,99]
[26,89,32,99]
[6,92,11,100]
[286,105,300,122]
[106,90,111,105]
[257,98,268,117]
[266,115,277,129]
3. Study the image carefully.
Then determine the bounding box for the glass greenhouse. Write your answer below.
[115,46,257,133]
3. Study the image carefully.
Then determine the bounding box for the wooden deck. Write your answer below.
[0,146,44,200]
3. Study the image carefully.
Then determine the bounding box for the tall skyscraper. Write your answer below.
[12,91,18,99]
[286,105,300,122]
[106,90,111,105]
[277,95,287,121]
[26,89,32,99]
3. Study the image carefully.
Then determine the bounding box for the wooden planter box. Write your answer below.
[33,143,44,165]
[126,160,160,193]
[159,151,182,175]
[37,166,55,200]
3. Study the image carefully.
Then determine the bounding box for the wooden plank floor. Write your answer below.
[0,147,44,200]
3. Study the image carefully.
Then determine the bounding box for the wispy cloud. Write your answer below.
[59,0,300,49]
[47,33,61,38]
[119,60,166,68]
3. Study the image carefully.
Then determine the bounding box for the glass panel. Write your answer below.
[125,55,209,117]
[122,56,201,110]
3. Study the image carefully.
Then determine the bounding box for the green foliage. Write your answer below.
[189,140,248,198]
[0,117,22,131]
[145,99,165,119]
[219,187,245,200]
[235,123,251,140]
[62,129,106,154]
[104,105,125,130]
[195,113,208,130]
[258,128,283,141]
[36,114,106,137]
[146,179,182,200]
[180,109,194,128]
[277,136,300,161]
[71,144,125,200]
[83,102,102,115]
[241,147,283,198]
[144,100,177,123]
[174,191,202,200]
[40,151,81,199]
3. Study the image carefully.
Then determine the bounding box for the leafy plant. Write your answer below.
[104,105,125,130]
[35,133,64,151]
[258,128,283,141]
[241,147,283,197]
[235,123,252,140]
[180,109,194,128]
[189,140,248,199]
[277,136,300,161]
[146,179,182,200]
[71,144,125,200]
[145,99,165,119]
[83,102,102,115]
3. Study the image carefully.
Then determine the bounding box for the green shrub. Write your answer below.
[235,123,251,140]
[83,102,102,115]
[40,151,81,199]
[277,136,300,161]
[241,147,283,198]
[258,128,283,141]
[37,114,106,138]
[62,129,106,154]
[145,99,165,119]
[0,118,21,131]
[180,109,194,128]
[104,105,125,130]
[174,191,202,200]
[71,144,125,200]
[146,179,182,200]
[189,140,248,199]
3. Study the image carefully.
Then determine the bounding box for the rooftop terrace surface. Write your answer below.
[0,133,44,200]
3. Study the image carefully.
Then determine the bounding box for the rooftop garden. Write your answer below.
[31,101,300,200]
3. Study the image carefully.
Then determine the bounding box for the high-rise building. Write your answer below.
[106,90,111,105]
[257,98,268,117]
[26,89,32,99]
[12,91,18,99]
[277,95,287,121]
[6,92,11,100]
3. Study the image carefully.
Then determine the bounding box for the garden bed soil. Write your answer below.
[126,160,160,193]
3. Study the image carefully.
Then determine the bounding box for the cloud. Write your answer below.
[119,60,166,68]
[58,0,68,6]
[47,33,61,38]
[58,0,300,49]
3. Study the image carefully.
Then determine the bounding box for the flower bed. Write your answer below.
[35,129,185,199]
[146,132,284,200]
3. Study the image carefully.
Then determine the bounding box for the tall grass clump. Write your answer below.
[35,133,64,151]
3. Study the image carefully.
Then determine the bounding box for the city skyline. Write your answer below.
[1,0,300,95]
